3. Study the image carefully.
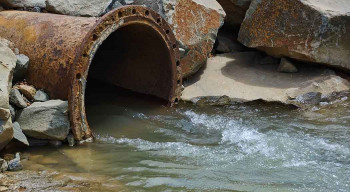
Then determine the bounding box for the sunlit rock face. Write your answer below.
[0,38,16,151]
[133,0,226,77]
[238,0,350,70]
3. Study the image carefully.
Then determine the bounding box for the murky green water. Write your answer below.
[23,87,350,192]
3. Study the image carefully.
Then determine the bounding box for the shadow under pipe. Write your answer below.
[0,6,182,141]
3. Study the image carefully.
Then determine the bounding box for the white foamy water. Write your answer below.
[25,90,350,192]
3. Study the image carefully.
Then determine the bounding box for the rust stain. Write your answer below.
[0,6,182,141]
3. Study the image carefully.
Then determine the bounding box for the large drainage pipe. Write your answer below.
[0,6,182,141]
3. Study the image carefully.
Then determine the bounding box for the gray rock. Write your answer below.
[215,31,245,53]
[13,54,29,82]
[33,90,49,102]
[0,0,45,8]
[295,92,322,105]
[104,0,123,14]
[67,133,75,147]
[278,58,298,73]
[9,105,15,121]
[17,100,70,140]
[7,153,22,172]
[0,158,7,172]
[30,6,41,12]
[0,38,16,151]
[9,89,27,109]
[45,0,114,17]
[105,0,123,13]
[12,122,29,146]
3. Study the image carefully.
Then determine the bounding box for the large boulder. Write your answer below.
[0,0,45,8]
[216,0,251,31]
[45,0,113,17]
[16,100,70,140]
[133,0,226,77]
[0,38,16,151]
[238,0,350,70]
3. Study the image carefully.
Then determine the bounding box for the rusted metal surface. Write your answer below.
[0,6,182,141]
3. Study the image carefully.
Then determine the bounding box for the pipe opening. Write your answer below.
[87,23,174,101]
[85,22,175,127]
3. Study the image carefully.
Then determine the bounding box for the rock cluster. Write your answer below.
[0,38,16,151]
[0,0,226,78]
[0,39,74,161]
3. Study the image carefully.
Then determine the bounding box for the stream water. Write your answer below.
[22,86,350,192]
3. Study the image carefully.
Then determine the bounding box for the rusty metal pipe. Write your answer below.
[0,6,182,141]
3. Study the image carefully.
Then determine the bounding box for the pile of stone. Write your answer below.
[0,38,74,170]
[1,152,22,172]
[180,0,350,108]
[0,0,226,78]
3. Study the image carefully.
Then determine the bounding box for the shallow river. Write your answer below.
[23,87,350,192]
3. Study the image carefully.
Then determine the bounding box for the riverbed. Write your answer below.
[18,86,350,192]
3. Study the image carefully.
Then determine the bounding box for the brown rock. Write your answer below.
[14,84,36,100]
[133,0,226,77]
[238,0,350,70]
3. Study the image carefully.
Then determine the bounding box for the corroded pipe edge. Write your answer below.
[69,6,182,141]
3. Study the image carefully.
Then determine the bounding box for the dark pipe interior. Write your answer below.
[86,23,174,101]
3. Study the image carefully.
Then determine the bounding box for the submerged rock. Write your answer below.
[294,92,322,106]
[133,0,226,77]
[238,0,350,70]
[0,38,16,151]
[182,53,350,107]
[17,100,70,140]
[46,0,114,17]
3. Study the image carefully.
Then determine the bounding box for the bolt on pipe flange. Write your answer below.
[0,6,182,141]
